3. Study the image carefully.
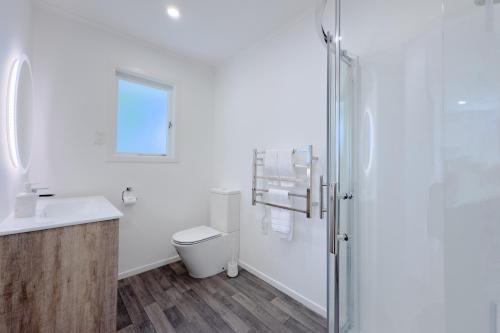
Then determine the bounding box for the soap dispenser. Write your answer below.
[14,183,37,218]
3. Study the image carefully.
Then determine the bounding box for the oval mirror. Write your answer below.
[6,56,34,173]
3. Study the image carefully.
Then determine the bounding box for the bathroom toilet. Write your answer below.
[172,188,240,278]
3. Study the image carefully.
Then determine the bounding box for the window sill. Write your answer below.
[106,154,178,164]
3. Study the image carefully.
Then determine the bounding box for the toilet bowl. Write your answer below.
[171,188,240,279]
[172,225,235,278]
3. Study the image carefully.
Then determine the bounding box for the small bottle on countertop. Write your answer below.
[14,183,37,218]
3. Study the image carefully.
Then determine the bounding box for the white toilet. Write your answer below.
[171,188,240,278]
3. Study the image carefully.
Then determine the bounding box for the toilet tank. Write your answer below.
[210,188,240,233]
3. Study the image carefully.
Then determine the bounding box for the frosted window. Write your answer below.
[116,78,170,155]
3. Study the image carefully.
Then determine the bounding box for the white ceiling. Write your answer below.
[35,0,315,65]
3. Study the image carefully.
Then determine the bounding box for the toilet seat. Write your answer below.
[172,225,222,245]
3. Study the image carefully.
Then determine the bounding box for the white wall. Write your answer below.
[212,12,327,314]
[29,4,215,277]
[0,0,32,220]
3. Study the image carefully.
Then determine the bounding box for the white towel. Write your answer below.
[276,149,295,177]
[264,149,295,187]
[277,149,295,187]
[268,189,294,240]
[264,150,279,186]
[258,204,269,235]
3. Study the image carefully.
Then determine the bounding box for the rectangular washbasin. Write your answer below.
[0,196,123,236]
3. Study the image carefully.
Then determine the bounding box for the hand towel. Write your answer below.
[268,189,294,240]
[264,149,296,187]
[276,149,295,187]
[258,205,269,235]
[264,150,279,186]
[276,149,295,177]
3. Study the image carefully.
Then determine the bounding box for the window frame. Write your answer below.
[108,69,177,163]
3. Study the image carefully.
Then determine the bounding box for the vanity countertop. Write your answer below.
[0,196,123,236]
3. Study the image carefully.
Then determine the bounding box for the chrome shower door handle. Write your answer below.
[330,182,338,255]
[320,175,328,219]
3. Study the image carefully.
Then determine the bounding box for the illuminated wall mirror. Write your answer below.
[6,55,34,173]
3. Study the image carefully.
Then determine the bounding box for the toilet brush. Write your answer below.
[227,234,238,278]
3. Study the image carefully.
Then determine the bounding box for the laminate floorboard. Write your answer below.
[117,262,327,333]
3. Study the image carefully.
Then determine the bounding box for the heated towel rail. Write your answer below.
[251,145,315,218]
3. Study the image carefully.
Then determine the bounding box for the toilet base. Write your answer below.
[172,231,238,279]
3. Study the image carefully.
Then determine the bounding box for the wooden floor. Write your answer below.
[117,262,327,333]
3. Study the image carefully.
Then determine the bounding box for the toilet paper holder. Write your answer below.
[122,187,138,204]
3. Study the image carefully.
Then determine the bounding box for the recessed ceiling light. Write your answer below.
[167,6,180,19]
[458,100,467,105]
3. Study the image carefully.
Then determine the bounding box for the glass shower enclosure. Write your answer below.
[321,0,500,332]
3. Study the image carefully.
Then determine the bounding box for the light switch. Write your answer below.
[94,131,105,146]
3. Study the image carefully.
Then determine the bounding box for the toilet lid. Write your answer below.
[172,225,222,245]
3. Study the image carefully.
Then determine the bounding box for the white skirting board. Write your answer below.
[238,260,327,318]
[118,255,180,280]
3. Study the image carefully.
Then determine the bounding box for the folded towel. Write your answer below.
[276,149,295,177]
[268,189,294,240]
[277,149,295,187]
[264,150,279,186]
[263,150,278,177]
[264,149,295,187]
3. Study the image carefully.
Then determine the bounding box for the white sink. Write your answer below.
[0,196,123,236]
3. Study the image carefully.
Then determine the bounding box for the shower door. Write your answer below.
[327,52,356,333]
[326,0,500,332]
[323,1,357,331]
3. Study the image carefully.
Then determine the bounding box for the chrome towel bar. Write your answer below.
[255,188,308,199]
[252,145,315,219]
[255,175,306,183]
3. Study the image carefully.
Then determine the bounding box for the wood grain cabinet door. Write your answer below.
[0,220,119,333]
